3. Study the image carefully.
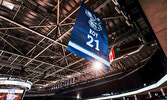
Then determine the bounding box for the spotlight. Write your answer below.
[50,56,54,58]
[77,93,81,99]
[93,61,102,71]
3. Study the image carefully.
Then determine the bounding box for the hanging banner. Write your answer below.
[67,2,110,70]
[109,48,115,64]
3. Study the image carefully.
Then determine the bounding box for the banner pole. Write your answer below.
[21,88,27,100]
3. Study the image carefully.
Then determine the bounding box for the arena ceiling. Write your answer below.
[0,0,157,94]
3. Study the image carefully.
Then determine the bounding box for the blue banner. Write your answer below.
[67,2,109,70]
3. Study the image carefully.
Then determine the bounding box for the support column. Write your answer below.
[160,88,165,96]
[148,92,152,98]
[134,95,137,100]
[21,88,27,100]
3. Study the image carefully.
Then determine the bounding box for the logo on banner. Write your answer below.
[85,9,102,31]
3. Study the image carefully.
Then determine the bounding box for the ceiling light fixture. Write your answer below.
[67,75,71,78]
[2,0,15,10]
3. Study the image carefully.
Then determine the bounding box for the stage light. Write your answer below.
[67,75,71,78]
[77,93,80,99]
[50,56,54,58]
[93,61,102,71]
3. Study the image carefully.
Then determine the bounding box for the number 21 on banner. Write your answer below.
[86,34,100,51]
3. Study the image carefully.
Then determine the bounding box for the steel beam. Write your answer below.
[45,58,85,78]
[0,50,77,73]
[0,51,3,56]
[0,73,47,82]
[103,16,123,20]
[0,15,65,47]
[0,58,65,80]
[0,60,43,74]
[6,55,20,74]
[59,0,89,25]
[60,23,75,26]
[0,36,24,55]
[54,53,73,64]
[25,62,45,78]
[94,0,112,12]
[52,0,63,11]
[4,4,22,34]
[0,24,58,30]
[0,32,58,56]
[24,44,52,67]
[57,0,60,25]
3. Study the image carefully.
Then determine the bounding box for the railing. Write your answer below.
[0,77,32,90]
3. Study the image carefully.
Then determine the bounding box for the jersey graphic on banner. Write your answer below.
[67,2,110,70]
[85,9,102,31]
